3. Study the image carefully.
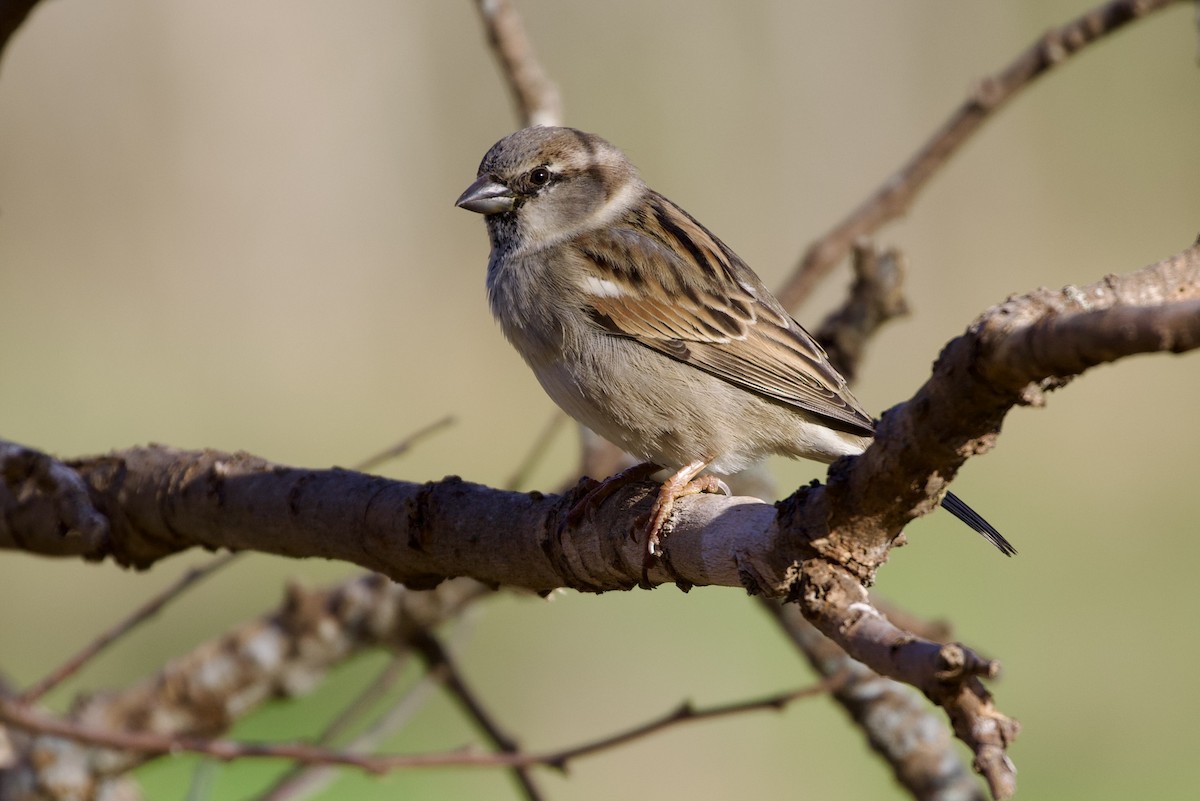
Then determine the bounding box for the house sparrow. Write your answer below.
[456,126,1015,576]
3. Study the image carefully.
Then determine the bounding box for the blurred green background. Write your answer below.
[2,1,1198,799]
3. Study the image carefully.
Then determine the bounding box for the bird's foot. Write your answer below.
[639,460,722,588]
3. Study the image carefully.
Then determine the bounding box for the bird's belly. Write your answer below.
[525,337,869,474]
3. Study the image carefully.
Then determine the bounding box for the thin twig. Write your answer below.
[255,655,426,801]
[533,678,843,771]
[813,241,910,382]
[759,598,986,801]
[411,632,545,801]
[184,760,220,801]
[504,412,567,491]
[775,0,1187,310]
[472,0,563,128]
[6,240,1200,586]
[0,575,492,797]
[353,415,456,473]
[0,677,838,773]
[18,552,241,704]
[301,655,410,748]
[256,615,499,801]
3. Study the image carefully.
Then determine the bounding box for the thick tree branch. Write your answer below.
[762,599,987,801]
[776,0,1189,310]
[9,240,1192,799]
[792,561,1018,799]
[772,242,1199,797]
[0,441,109,550]
[3,244,1198,597]
[3,3,1196,797]
[0,442,778,592]
[813,242,1200,576]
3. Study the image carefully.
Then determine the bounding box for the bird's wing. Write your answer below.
[575,193,875,437]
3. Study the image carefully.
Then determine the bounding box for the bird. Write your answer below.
[455,126,1015,579]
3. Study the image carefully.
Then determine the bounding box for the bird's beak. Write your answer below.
[455,175,516,215]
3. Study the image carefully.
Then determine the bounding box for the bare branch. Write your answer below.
[505,412,567,491]
[813,242,911,381]
[411,633,545,801]
[0,440,774,591]
[767,242,1200,797]
[471,0,563,128]
[808,241,1200,577]
[775,0,1189,310]
[255,655,438,801]
[0,441,109,548]
[762,599,987,801]
[18,553,240,704]
[792,561,1019,799]
[0,240,1193,801]
[352,415,455,473]
[0,575,490,798]
[4,244,1196,596]
[0,675,837,776]
[530,678,841,771]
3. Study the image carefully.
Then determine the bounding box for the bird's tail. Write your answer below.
[940,491,1017,556]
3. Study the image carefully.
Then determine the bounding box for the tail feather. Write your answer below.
[940,491,1017,556]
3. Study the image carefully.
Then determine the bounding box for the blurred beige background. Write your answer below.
[2,1,1198,799]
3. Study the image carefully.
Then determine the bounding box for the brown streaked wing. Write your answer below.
[670,323,876,435]
[579,209,876,436]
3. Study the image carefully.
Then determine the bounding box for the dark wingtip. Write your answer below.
[940,491,1017,556]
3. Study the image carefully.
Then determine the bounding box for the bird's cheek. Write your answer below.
[516,202,561,246]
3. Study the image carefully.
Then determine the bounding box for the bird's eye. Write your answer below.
[528,166,551,187]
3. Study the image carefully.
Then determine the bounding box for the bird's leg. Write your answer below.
[641,459,725,587]
[565,461,662,528]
